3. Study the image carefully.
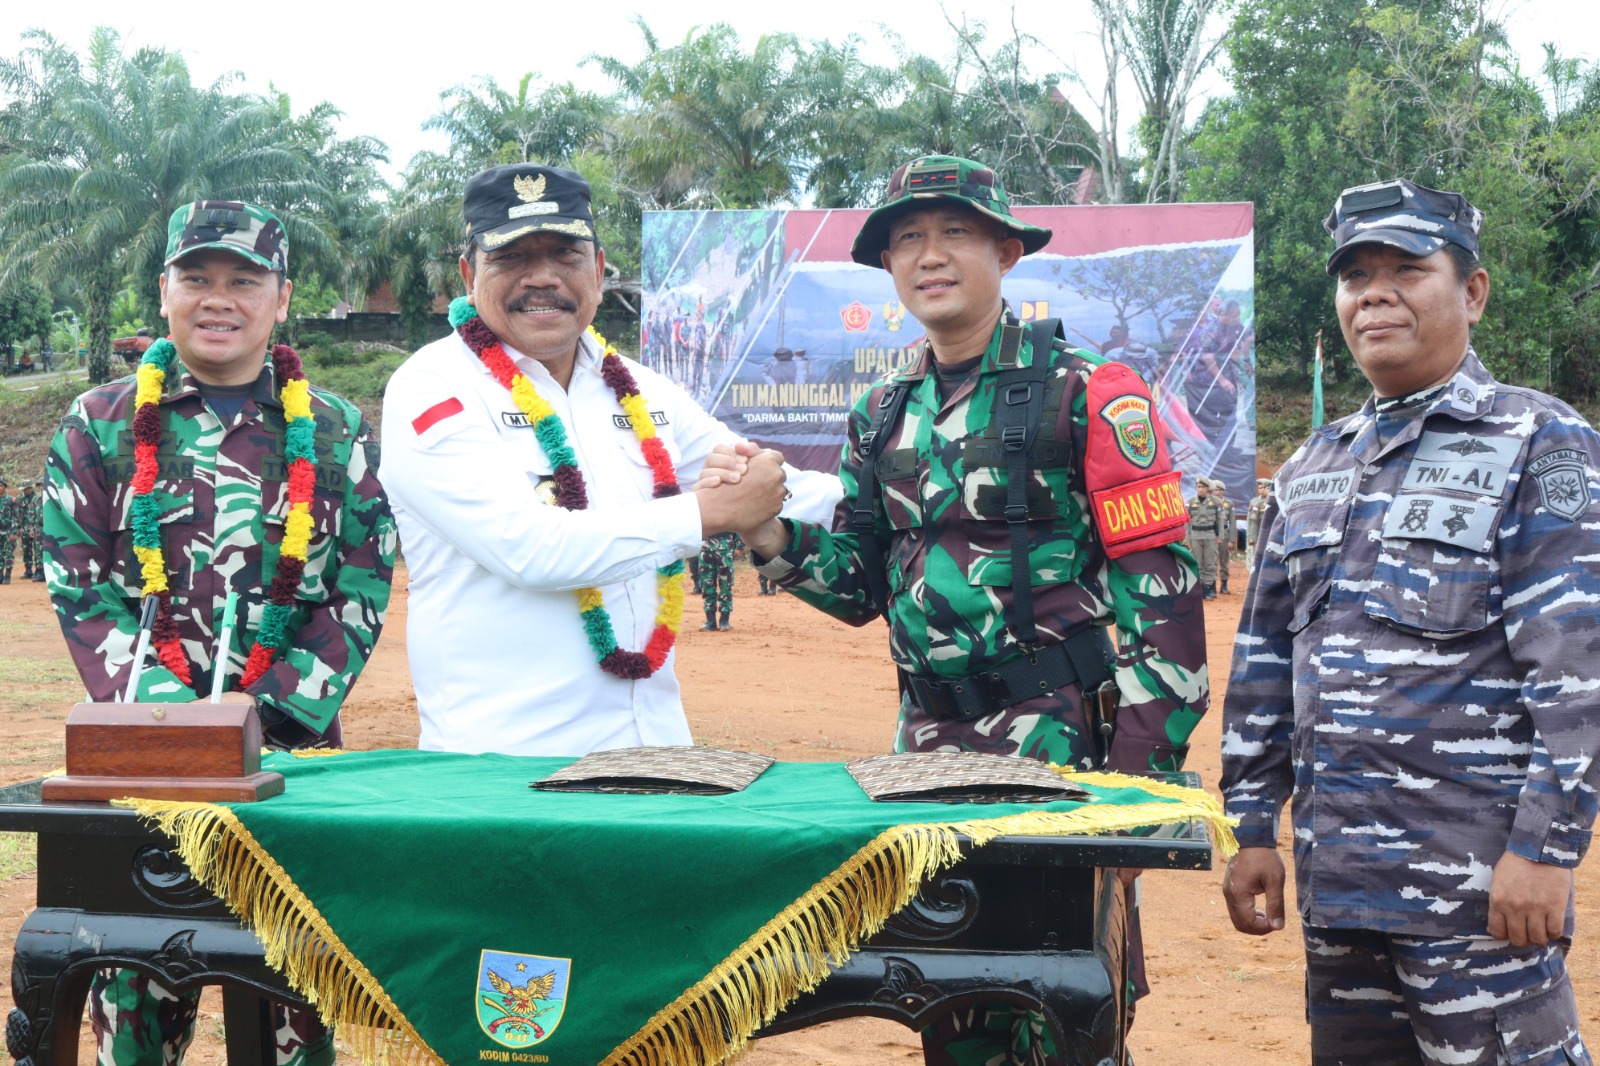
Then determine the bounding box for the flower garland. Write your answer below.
[448,296,684,679]
[132,339,316,692]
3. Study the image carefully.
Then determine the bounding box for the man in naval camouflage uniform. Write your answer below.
[1185,477,1221,599]
[20,478,44,580]
[731,155,1208,1065]
[0,478,14,583]
[697,531,738,630]
[1244,476,1270,570]
[1221,179,1597,1064]
[45,200,397,1066]
[1209,478,1235,593]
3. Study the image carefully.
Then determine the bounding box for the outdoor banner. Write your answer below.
[640,203,1256,508]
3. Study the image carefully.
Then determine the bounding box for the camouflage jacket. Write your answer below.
[1220,350,1600,936]
[45,356,397,735]
[18,491,42,537]
[0,495,14,537]
[760,311,1208,773]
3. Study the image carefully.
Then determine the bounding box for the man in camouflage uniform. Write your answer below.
[45,200,397,1066]
[1185,477,1221,599]
[697,531,738,630]
[1209,478,1235,594]
[1221,179,1597,1064]
[20,478,44,580]
[0,478,14,583]
[1244,476,1270,570]
[730,155,1208,1065]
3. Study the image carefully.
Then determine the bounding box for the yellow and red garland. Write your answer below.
[449,296,684,679]
[131,339,316,691]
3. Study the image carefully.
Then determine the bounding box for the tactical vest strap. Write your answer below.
[851,380,913,616]
[992,318,1062,646]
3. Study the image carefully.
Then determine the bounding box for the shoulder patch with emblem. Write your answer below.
[1084,361,1187,559]
[1527,448,1591,522]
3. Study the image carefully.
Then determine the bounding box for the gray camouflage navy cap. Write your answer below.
[1324,178,1482,275]
[165,200,288,272]
[851,154,1053,268]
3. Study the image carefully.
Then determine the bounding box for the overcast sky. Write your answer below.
[0,0,1576,187]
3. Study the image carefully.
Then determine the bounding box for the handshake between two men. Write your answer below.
[691,440,792,561]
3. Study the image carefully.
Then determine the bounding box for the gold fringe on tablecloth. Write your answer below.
[122,768,1236,1066]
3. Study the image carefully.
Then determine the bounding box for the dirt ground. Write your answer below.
[1,566,1595,1064]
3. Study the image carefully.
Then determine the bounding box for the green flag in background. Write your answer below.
[1311,328,1325,430]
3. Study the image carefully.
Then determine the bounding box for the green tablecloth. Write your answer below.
[131,749,1234,1066]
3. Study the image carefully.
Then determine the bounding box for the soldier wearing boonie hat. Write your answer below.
[741,152,1208,1063]
[849,154,1053,266]
[1222,177,1600,1064]
[43,199,395,1066]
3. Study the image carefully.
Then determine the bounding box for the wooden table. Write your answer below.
[2,773,1211,1066]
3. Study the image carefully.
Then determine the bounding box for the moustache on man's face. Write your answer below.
[508,294,577,313]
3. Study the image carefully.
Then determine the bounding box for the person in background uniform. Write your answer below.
[44,199,397,1066]
[697,531,738,630]
[721,154,1208,1065]
[379,163,839,758]
[1221,178,1599,1064]
[1210,478,1235,594]
[20,478,44,581]
[1186,477,1221,600]
[1245,476,1270,570]
[0,478,14,584]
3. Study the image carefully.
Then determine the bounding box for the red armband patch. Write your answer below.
[1085,362,1188,558]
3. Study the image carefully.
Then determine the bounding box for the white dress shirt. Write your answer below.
[381,330,838,756]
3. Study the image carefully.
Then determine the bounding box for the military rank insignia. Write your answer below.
[476,949,570,1049]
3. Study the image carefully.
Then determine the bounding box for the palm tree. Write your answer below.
[425,74,615,167]
[590,20,867,209]
[0,28,331,382]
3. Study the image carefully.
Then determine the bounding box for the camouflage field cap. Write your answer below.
[1324,178,1482,275]
[463,164,596,251]
[165,200,288,272]
[851,154,1053,267]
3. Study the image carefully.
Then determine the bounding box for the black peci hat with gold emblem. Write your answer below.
[462,164,598,251]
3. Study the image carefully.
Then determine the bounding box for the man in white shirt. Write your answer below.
[381,163,838,756]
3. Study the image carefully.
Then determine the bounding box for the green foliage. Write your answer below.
[0,280,51,352]
[0,28,384,384]
[1189,0,1600,401]
[300,347,408,417]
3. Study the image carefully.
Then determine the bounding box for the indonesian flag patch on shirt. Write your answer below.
[412,397,465,438]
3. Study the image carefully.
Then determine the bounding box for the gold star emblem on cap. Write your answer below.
[514,174,547,204]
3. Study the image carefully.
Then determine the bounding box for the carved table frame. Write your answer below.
[2,775,1211,1066]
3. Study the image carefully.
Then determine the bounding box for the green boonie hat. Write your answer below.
[165,200,288,272]
[850,154,1053,268]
